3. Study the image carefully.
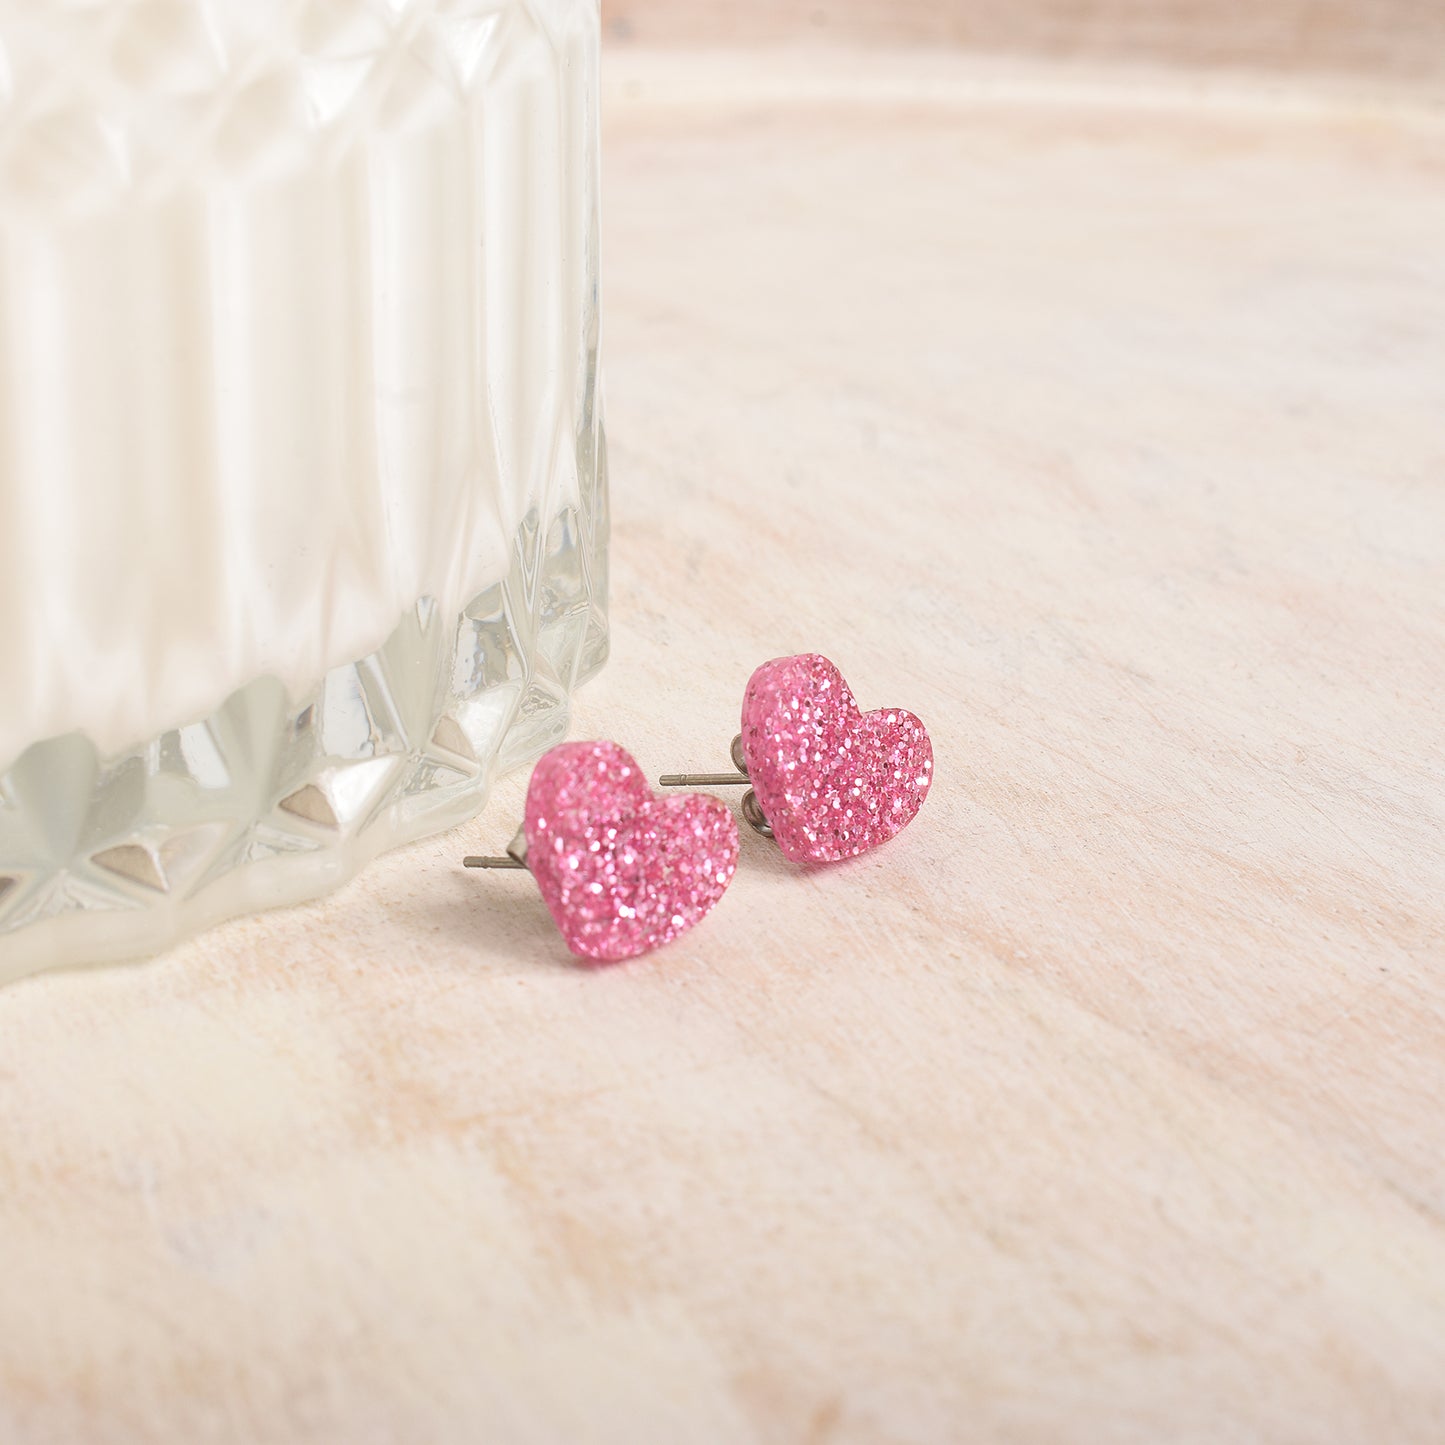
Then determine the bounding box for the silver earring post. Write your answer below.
[658,734,750,788]
[659,735,774,840]
[463,825,530,870]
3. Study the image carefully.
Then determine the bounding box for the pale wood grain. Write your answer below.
[602,0,1445,88]
[2,50,1444,1445]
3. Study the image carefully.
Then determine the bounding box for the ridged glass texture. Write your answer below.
[0,0,608,981]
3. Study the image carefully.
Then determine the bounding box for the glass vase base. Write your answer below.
[0,499,607,984]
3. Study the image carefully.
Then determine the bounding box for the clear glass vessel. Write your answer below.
[0,0,608,981]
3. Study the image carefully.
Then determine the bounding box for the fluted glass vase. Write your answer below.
[0,0,608,982]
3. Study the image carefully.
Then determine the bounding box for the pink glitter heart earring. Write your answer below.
[463,741,738,962]
[659,653,933,864]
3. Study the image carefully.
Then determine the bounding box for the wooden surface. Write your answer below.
[4,48,1445,1445]
[601,0,1445,89]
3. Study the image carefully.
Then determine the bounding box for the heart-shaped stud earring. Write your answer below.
[659,654,933,863]
[465,741,738,961]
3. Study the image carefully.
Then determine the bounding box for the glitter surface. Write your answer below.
[524,741,739,961]
[739,654,933,864]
